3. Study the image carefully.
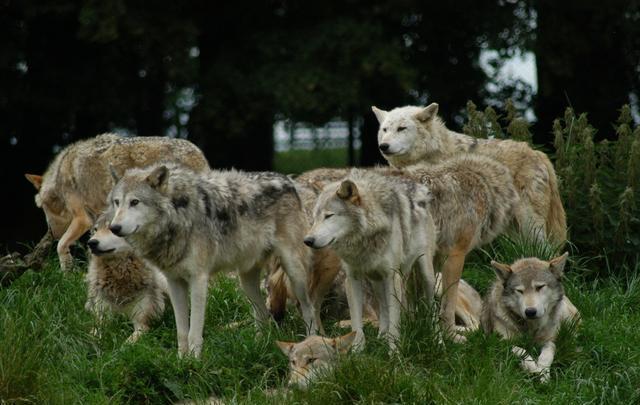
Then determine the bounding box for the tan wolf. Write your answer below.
[86,212,168,343]
[372,103,566,245]
[482,253,580,382]
[292,155,520,341]
[108,163,318,357]
[276,331,357,389]
[25,133,209,271]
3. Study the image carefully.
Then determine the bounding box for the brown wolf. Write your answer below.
[372,103,566,245]
[25,133,209,271]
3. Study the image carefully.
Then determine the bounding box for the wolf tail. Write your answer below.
[541,152,567,246]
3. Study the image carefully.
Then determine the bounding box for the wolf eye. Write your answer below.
[397,126,407,131]
[536,285,545,291]
[114,199,120,207]
[515,288,524,294]
[324,213,334,219]
[130,199,140,207]
[382,127,388,132]
[308,357,318,364]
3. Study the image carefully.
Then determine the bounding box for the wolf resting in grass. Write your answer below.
[108,163,318,357]
[372,103,567,245]
[86,213,168,343]
[482,253,580,382]
[25,133,209,271]
[304,168,438,351]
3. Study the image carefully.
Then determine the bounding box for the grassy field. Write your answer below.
[1,241,640,404]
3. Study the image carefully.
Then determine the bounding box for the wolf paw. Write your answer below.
[59,253,74,272]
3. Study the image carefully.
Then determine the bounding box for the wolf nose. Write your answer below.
[110,224,122,236]
[524,307,537,319]
[303,237,315,247]
[379,143,390,152]
[87,239,99,251]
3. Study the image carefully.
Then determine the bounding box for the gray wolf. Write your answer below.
[108,163,318,357]
[481,252,580,382]
[25,133,209,271]
[304,168,438,350]
[86,212,168,343]
[372,103,566,245]
[277,331,357,389]
[295,155,519,341]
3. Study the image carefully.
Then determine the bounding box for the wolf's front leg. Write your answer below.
[345,271,365,351]
[370,278,389,337]
[188,273,210,358]
[279,252,318,335]
[417,254,436,303]
[238,266,271,327]
[536,341,556,383]
[386,272,404,352]
[166,277,190,357]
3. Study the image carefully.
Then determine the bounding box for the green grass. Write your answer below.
[274,148,357,175]
[1,248,640,404]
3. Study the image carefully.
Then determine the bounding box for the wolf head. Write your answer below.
[372,103,445,166]
[25,173,71,239]
[108,165,170,238]
[277,332,356,389]
[304,179,363,249]
[491,253,569,321]
[87,212,132,256]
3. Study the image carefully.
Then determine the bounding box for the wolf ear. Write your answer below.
[146,165,168,189]
[337,180,360,205]
[414,103,439,123]
[109,164,120,184]
[371,106,388,124]
[549,252,569,279]
[276,340,295,355]
[333,331,357,354]
[491,260,512,282]
[25,174,43,190]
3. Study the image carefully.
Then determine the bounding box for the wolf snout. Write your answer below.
[303,236,315,247]
[110,224,123,236]
[87,239,99,252]
[379,143,390,153]
[524,307,537,319]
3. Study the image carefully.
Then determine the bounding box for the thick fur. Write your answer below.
[86,213,168,343]
[25,133,209,271]
[109,163,317,357]
[305,168,437,350]
[294,155,519,340]
[276,331,357,389]
[372,104,567,244]
[482,253,580,382]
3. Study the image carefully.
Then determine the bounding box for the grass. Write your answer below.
[274,148,356,175]
[1,245,640,404]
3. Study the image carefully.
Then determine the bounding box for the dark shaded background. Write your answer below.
[1,0,639,251]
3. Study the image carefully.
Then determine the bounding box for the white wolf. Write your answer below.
[372,103,566,245]
[304,169,437,351]
[482,253,580,382]
[108,163,318,357]
[86,212,168,343]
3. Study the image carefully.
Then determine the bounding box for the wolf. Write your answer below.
[108,163,318,357]
[372,103,567,245]
[276,331,357,389]
[86,212,168,343]
[304,168,437,351]
[482,253,580,382]
[25,133,209,271]
[294,154,519,341]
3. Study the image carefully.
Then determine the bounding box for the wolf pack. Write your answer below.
[25,102,580,389]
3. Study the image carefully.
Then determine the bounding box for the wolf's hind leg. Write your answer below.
[166,277,190,357]
[279,251,318,335]
[238,266,271,326]
[370,278,389,337]
[57,212,91,271]
[440,249,468,343]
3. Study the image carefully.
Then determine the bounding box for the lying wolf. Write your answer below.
[482,253,580,382]
[25,133,209,271]
[276,331,357,389]
[86,213,168,343]
[372,104,566,245]
[295,154,519,341]
[304,168,438,351]
[108,163,318,357]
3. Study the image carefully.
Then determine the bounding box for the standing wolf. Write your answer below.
[86,212,168,343]
[482,253,580,382]
[372,104,566,244]
[108,163,317,357]
[304,169,437,350]
[25,134,209,271]
[295,154,520,341]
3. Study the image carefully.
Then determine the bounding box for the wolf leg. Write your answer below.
[238,266,271,326]
[279,252,318,335]
[511,346,539,374]
[166,277,190,357]
[386,271,404,352]
[417,254,436,303]
[440,249,468,343]
[536,341,556,383]
[187,272,210,358]
[56,213,91,271]
[370,278,389,337]
[345,270,365,351]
